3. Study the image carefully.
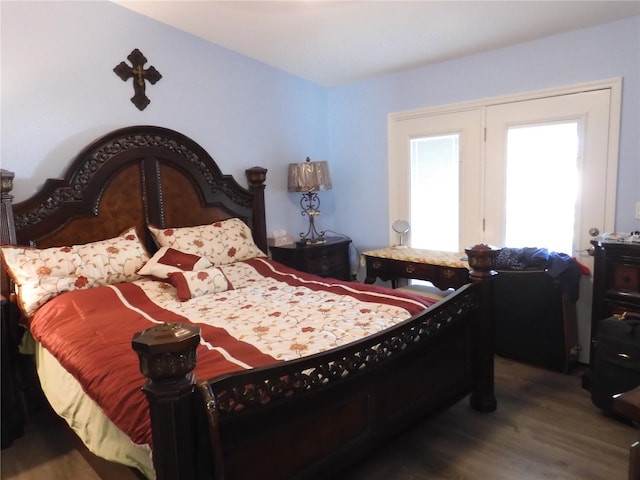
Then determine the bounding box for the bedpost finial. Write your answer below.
[1,169,15,197]
[465,243,500,279]
[1,169,17,248]
[246,166,267,186]
[132,322,200,383]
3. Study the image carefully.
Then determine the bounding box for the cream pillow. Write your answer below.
[149,218,265,266]
[1,227,149,317]
[75,227,150,287]
[1,245,82,317]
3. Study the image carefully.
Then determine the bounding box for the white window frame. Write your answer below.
[387,78,621,248]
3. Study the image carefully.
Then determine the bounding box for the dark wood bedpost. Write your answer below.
[465,243,499,413]
[0,169,16,245]
[245,166,268,254]
[1,170,17,298]
[132,322,201,480]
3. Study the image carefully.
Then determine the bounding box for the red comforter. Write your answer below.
[27,259,433,447]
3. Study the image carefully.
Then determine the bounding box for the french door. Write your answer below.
[484,89,617,363]
[388,79,621,362]
[388,108,482,251]
[484,89,615,266]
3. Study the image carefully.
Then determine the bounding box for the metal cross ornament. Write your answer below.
[114,49,162,111]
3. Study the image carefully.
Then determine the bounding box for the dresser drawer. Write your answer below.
[609,262,640,295]
[603,299,640,319]
[364,253,469,290]
[386,259,467,289]
[366,257,389,276]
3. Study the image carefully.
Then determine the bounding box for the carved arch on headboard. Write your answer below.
[1,126,267,254]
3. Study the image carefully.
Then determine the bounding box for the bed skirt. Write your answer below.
[34,341,155,479]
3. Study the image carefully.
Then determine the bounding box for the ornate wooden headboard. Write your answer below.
[0,125,268,295]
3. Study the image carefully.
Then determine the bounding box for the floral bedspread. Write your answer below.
[141,257,432,359]
[28,257,434,447]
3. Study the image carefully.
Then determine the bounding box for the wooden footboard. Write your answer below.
[132,245,498,480]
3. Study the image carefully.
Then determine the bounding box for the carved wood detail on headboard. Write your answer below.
[1,125,268,260]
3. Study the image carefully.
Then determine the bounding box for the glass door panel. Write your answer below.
[504,122,579,254]
[410,134,460,251]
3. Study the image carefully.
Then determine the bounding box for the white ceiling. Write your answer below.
[114,1,640,87]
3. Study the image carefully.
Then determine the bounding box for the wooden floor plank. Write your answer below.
[342,357,633,480]
[1,357,634,480]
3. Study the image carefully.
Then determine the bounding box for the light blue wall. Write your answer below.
[3,2,638,255]
[328,16,640,253]
[1,1,329,239]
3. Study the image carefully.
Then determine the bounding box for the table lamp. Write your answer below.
[288,157,332,245]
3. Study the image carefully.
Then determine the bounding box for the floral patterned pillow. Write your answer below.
[148,218,265,266]
[137,247,212,279]
[168,267,232,301]
[74,227,150,288]
[1,227,149,317]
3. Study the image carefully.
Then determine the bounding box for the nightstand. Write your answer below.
[1,295,25,448]
[269,237,352,281]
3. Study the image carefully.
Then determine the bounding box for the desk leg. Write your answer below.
[630,441,640,480]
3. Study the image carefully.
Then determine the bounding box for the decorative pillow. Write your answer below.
[168,267,232,301]
[1,245,82,317]
[148,218,265,266]
[75,227,150,288]
[1,227,149,317]
[137,247,212,279]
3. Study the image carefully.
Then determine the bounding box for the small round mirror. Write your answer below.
[392,220,410,248]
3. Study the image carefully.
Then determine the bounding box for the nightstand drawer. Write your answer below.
[306,252,347,276]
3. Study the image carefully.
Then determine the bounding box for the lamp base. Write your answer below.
[296,237,327,247]
[296,192,328,246]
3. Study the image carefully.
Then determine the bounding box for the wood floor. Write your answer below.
[1,357,634,480]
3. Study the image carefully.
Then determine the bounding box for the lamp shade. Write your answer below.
[288,158,332,193]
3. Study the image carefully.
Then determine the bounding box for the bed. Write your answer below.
[0,125,498,480]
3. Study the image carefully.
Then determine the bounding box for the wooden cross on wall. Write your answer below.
[114,49,162,111]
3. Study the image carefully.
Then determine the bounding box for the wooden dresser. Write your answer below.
[589,240,640,364]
